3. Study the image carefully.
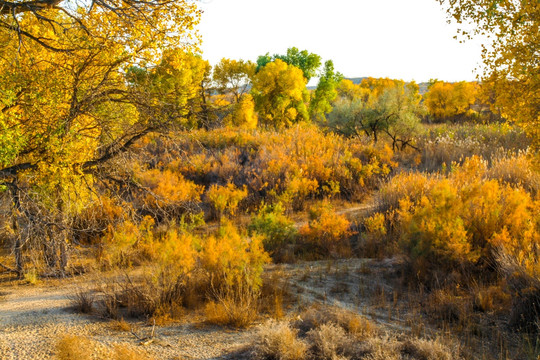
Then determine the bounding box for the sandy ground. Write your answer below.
[0,256,413,360]
[0,277,256,359]
[0,202,409,360]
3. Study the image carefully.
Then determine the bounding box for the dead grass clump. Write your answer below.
[399,338,457,360]
[56,335,93,360]
[69,288,95,314]
[425,289,471,325]
[473,285,511,313]
[110,344,154,360]
[252,304,464,360]
[254,320,308,360]
[205,289,258,328]
[487,154,540,195]
[307,322,355,359]
[295,305,378,338]
[376,172,434,212]
[95,270,192,322]
[345,313,378,339]
[109,318,131,332]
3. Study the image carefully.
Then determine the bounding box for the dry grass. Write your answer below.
[487,153,540,194]
[204,293,258,328]
[295,305,378,338]
[253,306,460,360]
[56,335,93,360]
[307,322,354,359]
[110,344,154,360]
[254,320,309,360]
[425,289,472,325]
[56,335,153,360]
[109,318,131,332]
[400,338,457,360]
[69,288,95,314]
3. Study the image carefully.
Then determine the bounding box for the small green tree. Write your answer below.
[309,60,343,120]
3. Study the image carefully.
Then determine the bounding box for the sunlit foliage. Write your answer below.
[424,80,478,122]
[375,156,540,282]
[439,0,539,150]
[252,60,309,128]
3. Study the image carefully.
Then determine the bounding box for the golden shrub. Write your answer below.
[206,182,248,219]
[299,202,352,258]
[200,221,270,291]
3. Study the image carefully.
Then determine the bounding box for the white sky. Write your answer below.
[197,0,486,84]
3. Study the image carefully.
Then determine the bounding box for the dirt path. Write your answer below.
[0,279,254,360]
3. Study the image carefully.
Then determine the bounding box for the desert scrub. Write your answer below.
[148,124,394,209]
[254,320,309,360]
[248,202,298,258]
[371,156,540,283]
[253,305,459,360]
[299,201,352,258]
[201,220,270,291]
[206,182,248,220]
[416,123,530,172]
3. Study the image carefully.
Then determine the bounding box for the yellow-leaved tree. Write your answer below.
[0,1,201,275]
[438,0,539,150]
[251,59,308,128]
[424,80,478,121]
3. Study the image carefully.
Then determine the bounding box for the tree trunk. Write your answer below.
[10,183,24,276]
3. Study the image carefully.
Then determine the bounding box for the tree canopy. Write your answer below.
[439,0,539,148]
[0,0,201,274]
[256,47,322,81]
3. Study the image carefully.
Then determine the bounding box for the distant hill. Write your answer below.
[345,77,368,85]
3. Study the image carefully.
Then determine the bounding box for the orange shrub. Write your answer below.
[200,221,270,291]
[376,156,540,282]
[299,202,352,258]
[206,183,248,220]
[134,166,203,218]
[137,125,395,211]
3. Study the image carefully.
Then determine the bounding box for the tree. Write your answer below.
[424,81,478,122]
[0,2,201,275]
[328,80,423,149]
[213,58,256,103]
[336,79,371,103]
[309,60,343,120]
[438,0,539,149]
[256,47,322,81]
[251,59,308,128]
[129,50,213,128]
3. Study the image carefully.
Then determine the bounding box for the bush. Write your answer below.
[299,202,352,258]
[56,335,93,360]
[248,202,298,259]
[416,123,529,172]
[99,216,155,268]
[143,125,394,210]
[254,320,308,360]
[70,287,95,314]
[372,156,540,284]
[206,182,248,220]
[252,305,459,360]
[201,221,270,292]
[134,167,203,219]
[307,322,353,359]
